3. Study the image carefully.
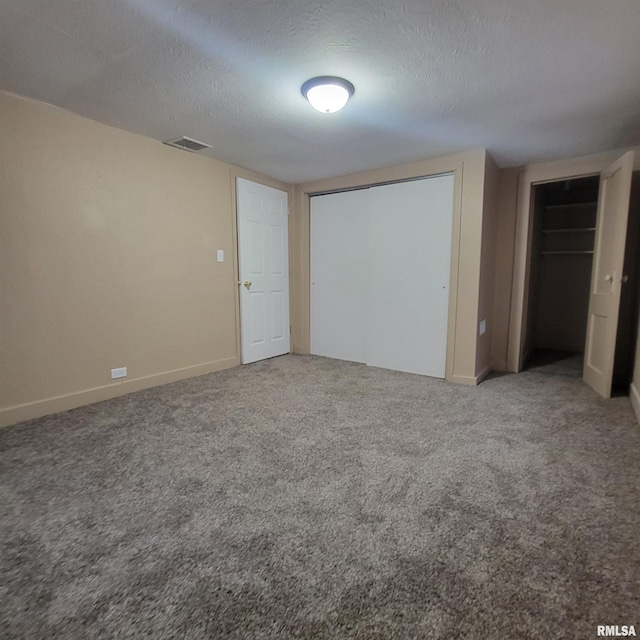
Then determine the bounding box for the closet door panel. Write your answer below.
[310,189,369,363]
[366,174,454,377]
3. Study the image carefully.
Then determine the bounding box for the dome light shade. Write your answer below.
[301,76,355,113]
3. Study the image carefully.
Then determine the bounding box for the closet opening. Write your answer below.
[522,174,640,395]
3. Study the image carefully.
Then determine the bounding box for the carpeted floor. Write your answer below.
[524,349,584,379]
[1,354,639,639]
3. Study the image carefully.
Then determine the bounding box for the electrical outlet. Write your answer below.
[479,319,487,336]
[111,367,127,379]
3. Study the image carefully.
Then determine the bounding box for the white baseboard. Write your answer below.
[449,363,493,386]
[449,374,479,386]
[475,363,494,384]
[449,376,476,386]
[631,382,640,424]
[0,356,239,428]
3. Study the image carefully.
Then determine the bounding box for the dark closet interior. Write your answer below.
[523,173,640,394]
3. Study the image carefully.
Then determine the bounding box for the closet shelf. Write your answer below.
[542,227,596,234]
[544,202,598,210]
[541,250,594,256]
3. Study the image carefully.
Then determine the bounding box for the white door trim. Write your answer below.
[508,160,613,373]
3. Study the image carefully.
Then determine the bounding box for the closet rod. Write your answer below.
[542,227,596,234]
[544,202,598,210]
[541,250,594,256]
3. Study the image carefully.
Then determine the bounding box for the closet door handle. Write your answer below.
[604,274,613,283]
[621,275,629,284]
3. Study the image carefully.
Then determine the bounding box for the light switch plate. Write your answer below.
[217,249,224,262]
[479,319,486,336]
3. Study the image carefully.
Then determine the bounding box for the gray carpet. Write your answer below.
[1,354,639,639]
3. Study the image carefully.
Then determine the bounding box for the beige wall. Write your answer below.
[290,149,490,385]
[6,90,639,426]
[523,192,545,360]
[476,153,500,378]
[490,168,519,371]
[0,91,290,427]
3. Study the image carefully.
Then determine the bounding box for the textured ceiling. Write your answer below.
[2,0,640,183]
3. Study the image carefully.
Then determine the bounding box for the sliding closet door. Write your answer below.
[310,189,369,362]
[366,174,454,377]
[310,173,454,378]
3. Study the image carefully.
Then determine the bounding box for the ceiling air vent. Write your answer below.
[163,136,211,152]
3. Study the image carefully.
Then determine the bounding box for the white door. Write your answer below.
[236,178,290,364]
[310,188,369,363]
[310,173,454,378]
[366,175,454,377]
[583,151,635,397]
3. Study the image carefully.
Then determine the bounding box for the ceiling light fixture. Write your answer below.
[301,76,355,113]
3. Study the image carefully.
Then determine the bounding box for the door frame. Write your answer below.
[292,153,474,383]
[309,173,455,378]
[507,156,627,372]
[304,168,462,382]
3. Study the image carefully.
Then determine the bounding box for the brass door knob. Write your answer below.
[243,281,252,289]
